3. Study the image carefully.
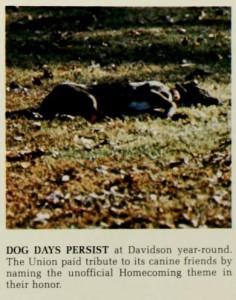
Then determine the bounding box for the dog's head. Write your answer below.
[175,81,222,107]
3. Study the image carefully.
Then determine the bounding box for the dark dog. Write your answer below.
[6,80,221,122]
[39,80,177,122]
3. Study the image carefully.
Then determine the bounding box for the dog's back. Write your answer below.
[39,80,177,120]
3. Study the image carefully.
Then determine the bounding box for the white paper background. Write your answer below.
[1,1,235,299]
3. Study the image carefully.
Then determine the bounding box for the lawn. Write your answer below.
[5,7,231,229]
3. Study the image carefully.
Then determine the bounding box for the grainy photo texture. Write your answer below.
[5,7,231,229]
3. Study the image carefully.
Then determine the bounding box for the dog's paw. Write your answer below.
[171,113,189,121]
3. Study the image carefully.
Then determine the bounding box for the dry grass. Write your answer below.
[6,7,231,229]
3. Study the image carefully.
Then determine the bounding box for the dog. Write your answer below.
[6,80,221,122]
[38,80,177,122]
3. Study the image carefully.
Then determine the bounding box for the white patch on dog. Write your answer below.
[62,82,88,89]
[129,101,151,111]
[166,105,176,117]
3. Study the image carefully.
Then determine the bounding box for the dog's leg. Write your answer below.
[150,89,177,117]
[5,108,40,119]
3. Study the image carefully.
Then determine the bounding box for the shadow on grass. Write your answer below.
[6,7,231,71]
[6,7,231,31]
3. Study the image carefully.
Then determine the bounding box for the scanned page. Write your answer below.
[1,1,235,300]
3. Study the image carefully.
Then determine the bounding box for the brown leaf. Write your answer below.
[61,175,70,182]
[20,162,31,169]
[32,212,51,225]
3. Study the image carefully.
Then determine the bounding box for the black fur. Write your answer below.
[6,80,222,122]
[175,81,222,107]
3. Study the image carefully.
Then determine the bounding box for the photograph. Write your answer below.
[5,6,231,229]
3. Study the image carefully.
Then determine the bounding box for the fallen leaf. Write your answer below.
[20,162,31,169]
[150,194,157,201]
[96,165,109,175]
[61,175,70,182]
[32,212,51,225]
[14,136,23,141]
[32,122,42,129]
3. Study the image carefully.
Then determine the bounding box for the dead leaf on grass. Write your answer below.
[150,194,157,201]
[96,165,109,175]
[42,190,65,207]
[20,162,31,169]
[212,190,228,204]
[32,121,42,129]
[80,137,95,149]
[214,214,224,221]
[61,175,70,182]
[32,212,51,225]
[14,136,23,142]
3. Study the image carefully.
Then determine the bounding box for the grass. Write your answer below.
[5,7,231,229]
